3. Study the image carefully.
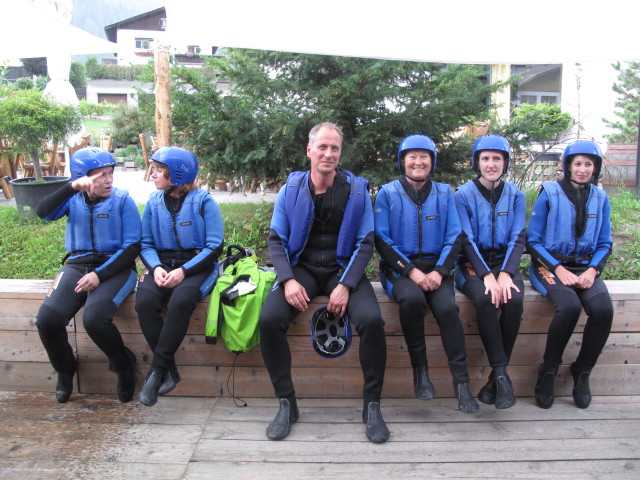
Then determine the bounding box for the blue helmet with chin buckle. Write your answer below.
[70,147,116,180]
[310,305,352,359]
[151,146,198,186]
[472,135,511,174]
[562,140,603,185]
[398,135,437,176]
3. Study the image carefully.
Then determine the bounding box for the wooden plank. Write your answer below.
[184,460,640,480]
[73,331,640,368]
[75,363,640,398]
[0,362,69,392]
[70,295,640,336]
[1,392,640,480]
[192,437,640,463]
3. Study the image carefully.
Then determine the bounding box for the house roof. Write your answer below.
[104,7,166,43]
[511,64,562,87]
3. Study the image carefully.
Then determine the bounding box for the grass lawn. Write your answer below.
[81,117,112,142]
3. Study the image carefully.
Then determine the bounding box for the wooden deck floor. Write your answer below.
[1,391,639,479]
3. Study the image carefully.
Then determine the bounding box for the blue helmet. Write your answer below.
[398,135,437,175]
[562,140,603,184]
[70,147,116,180]
[472,135,511,174]
[310,305,352,359]
[151,146,199,186]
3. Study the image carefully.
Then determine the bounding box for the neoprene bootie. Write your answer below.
[571,362,592,409]
[55,370,75,403]
[534,362,558,409]
[413,365,436,400]
[454,382,479,413]
[139,369,163,407]
[158,365,181,396]
[362,401,390,443]
[493,366,516,409]
[266,397,299,440]
[115,348,136,403]
[477,371,496,405]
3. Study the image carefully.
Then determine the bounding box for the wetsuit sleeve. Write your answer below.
[526,189,560,271]
[181,195,224,277]
[434,190,463,278]
[500,189,527,276]
[94,195,141,281]
[268,187,295,283]
[373,187,415,276]
[338,190,374,288]
[589,194,613,273]
[140,202,162,271]
[36,182,75,220]
[454,189,491,278]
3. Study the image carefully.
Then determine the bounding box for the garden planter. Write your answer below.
[9,176,71,216]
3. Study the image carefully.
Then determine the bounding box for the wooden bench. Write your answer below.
[1,279,639,399]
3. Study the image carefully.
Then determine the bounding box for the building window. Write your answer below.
[135,38,153,49]
[187,45,201,56]
[518,91,560,106]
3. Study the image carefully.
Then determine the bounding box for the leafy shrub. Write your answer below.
[79,100,116,118]
[34,76,49,90]
[14,77,33,90]
[109,103,155,146]
[69,62,86,89]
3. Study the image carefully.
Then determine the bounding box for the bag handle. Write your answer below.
[225,244,247,257]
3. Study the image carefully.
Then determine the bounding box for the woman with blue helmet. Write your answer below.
[136,146,224,407]
[454,135,526,409]
[527,140,613,409]
[374,134,479,414]
[35,147,141,403]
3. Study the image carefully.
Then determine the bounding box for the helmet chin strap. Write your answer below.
[405,174,428,183]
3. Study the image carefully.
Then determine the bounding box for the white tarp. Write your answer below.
[0,0,116,60]
[164,0,639,64]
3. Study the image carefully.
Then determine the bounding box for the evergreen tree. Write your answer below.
[171,50,508,188]
[604,61,640,144]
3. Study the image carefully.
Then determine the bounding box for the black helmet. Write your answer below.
[310,305,352,359]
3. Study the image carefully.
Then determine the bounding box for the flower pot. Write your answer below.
[9,176,71,216]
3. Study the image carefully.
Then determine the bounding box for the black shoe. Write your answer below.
[158,366,181,396]
[477,377,496,405]
[116,348,136,403]
[55,367,76,404]
[534,363,558,409]
[139,369,163,407]
[493,367,516,409]
[454,382,479,413]
[413,365,436,400]
[266,397,299,440]
[571,363,592,409]
[362,401,390,443]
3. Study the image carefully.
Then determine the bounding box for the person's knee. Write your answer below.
[397,291,426,316]
[83,302,117,332]
[553,294,582,320]
[586,293,614,323]
[432,300,459,321]
[35,304,67,334]
[135,289,159,314]
[166,288,200,315]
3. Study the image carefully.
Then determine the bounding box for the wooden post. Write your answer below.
[154,45,172,148]
[491,64,511,125]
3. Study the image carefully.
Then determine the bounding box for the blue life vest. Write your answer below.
[540,181,607,259]
[379,179,456,258]
[283,169,368,266]
[66,187,129,254]
[455,180,521,257]
[146,189,209,250]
